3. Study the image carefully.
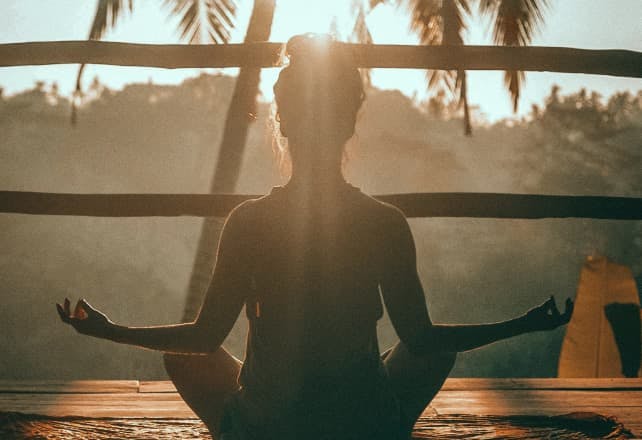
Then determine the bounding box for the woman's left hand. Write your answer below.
[523,295,574,332]
[56,298,113,339]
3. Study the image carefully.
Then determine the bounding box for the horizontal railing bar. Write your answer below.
[1,41,641,77]
[0,191,640,220]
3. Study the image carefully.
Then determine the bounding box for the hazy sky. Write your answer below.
[1,0,641,121]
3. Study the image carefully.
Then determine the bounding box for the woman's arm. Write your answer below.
[57,297,208,353]
[406,297,572,354]
[57,204,252,354]
[379,208,573,356]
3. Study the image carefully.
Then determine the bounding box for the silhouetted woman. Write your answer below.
[57,34,573,440]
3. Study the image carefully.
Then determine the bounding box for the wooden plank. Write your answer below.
[431,407,642,423]
[3,390,640,422]
[0,393,185,403]
[139,381,176,393]
[625,423,642,435]
[2,379,637,394]
[432,390,642,408]
[3,386,642,410]
[1,42,641,78]
[442,378,642,391]
[9,378,642,394]
[0,380,139,394]
[430,407,642,435]
[0,393,197,418]
[1,191,640,220]
[1,379,641,436]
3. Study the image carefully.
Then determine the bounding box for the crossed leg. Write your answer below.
[164,343,455,439]
[163,348,242,438]
[383,342,457,437]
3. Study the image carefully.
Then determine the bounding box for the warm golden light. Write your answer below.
[0,1,640,121]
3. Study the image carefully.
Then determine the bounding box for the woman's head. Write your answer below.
[273,34,365,172]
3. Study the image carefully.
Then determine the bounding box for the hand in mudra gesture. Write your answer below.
[56,298,112,338]
[524,296,574,332]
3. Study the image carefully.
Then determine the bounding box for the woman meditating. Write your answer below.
[57,34,573,440]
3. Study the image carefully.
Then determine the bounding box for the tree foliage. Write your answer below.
[1,76,640,378]
[73,0,238,124]
[358,0,548,135]
[479,0,548,112]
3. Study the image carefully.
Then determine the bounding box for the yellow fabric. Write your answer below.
[558,256,640,378]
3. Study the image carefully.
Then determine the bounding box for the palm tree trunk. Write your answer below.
[181,0,276,321]
[460,70,472,136]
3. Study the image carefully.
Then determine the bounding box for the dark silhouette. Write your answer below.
[57,35,573,440]
[182,0,276,322]
[604,303,641,378]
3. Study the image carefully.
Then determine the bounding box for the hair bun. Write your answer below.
[285,33,335,66]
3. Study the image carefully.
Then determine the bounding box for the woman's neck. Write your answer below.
[285,137,348,192]
[286,160,346,191]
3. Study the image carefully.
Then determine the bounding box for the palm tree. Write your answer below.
[403,0,473,134]
[72,0,237,124]
[478,0,548,112]
[74,0,275,320]
[348,0,472,133]
[356,0,548,134]
[78,0,547,317]
[183,0,275,321]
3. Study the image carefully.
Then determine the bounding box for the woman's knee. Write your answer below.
[384,343,456,383]
[418,350,456,379]
[163,350,242,437]
[436,351,457,371]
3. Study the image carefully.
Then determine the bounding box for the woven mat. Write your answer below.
[0,411,634,439]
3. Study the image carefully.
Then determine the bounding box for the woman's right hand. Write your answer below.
[56,298,113,339]
[523,296,574,332]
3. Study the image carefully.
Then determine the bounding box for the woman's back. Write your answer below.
[55,33,574,440]
[225,182,404,439]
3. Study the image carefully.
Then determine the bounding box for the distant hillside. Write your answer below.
[1,75,640,379]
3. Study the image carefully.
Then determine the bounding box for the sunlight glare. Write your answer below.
[270,0,352,42]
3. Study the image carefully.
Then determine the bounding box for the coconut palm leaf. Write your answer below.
[180,0,276,322]
[441,0,472,135]
[351,1,375,87]
[72,0,237,125]
[88,0,134,41]
[72,0,134,125]
[164,0,237,44]
[401,0,472,134]
[351,2,374,45]
[479,0,548,111]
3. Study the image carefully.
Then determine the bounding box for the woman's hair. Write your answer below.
[272,34,365,175]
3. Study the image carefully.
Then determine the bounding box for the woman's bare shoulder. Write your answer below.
[225,190,282,227]
[357,191,408,227]
[223,197,263,231]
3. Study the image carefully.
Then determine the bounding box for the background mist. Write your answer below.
[1,74,640,379]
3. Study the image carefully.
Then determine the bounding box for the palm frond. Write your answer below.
[164,0,237,44]
[403,0,442,45]
[88,0,134,40]
[370,0,388,7]
[402,0,472,134]
[479,0,548,111]
[351,3,373,43]
[351,2,374,87]
[73,0,134,125]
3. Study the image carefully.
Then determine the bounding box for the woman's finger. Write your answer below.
[56,303,70,323]
[64,298,71,316]
[74,300,88,320]
[79,299,96,318]
[549,296,561,317]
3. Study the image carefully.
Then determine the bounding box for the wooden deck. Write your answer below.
[1,379,641,437]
